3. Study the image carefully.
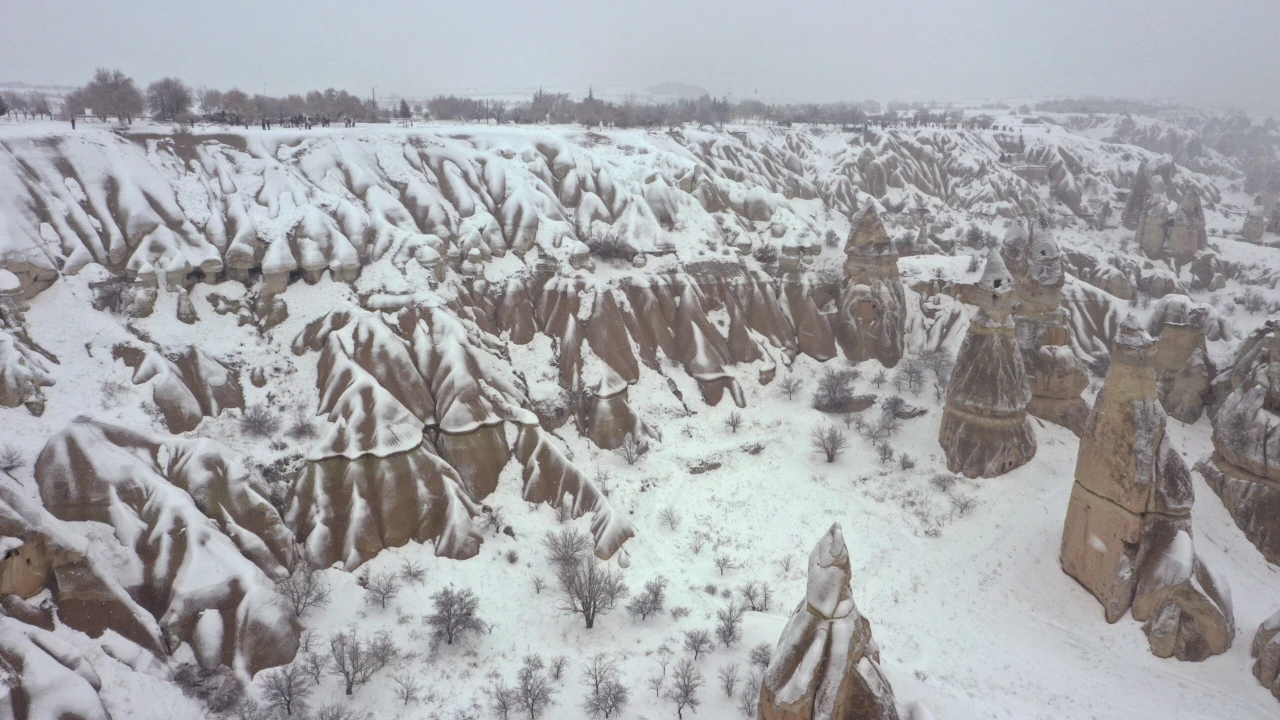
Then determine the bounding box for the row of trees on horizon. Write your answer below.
[1,67,1007,130]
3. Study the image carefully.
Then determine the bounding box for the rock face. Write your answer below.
[1134,177,1207,263]
[111,344,244,434]
[0,294,55,416]
[1002,222,1089,435]
[288,303,635,570]
[938,245,1036,477]
[759,523,899,720]
[1146,297,1216,424]
[1198,323,1280,565]
[837,208,906,368]
[0,616,112,720]
[35,418,300,677]
[1253,609,1280,700]
[1060,317,1233,661]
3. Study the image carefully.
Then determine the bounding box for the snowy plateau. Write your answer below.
[0,112,1279,720]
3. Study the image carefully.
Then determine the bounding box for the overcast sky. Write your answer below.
[3,0,1277,112]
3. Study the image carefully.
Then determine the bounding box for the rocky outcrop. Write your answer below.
[35,419,300,677]
[1198,323,1280,565]
[0,616,112,720]
[0,470,162,656]
[837,208,906,368]
[938,245,1036,477]
[1060,317,1233,661]
[1146,297,1217,424]
[1001,222,1089,435]
[0,298,55,416]
[759,523,899,720]
[1253,609,1280,700]
[289,302,636,570]
[1133,168,1207,264]
[112,344,244,434]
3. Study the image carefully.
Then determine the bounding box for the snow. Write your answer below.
[0,115,1279,719]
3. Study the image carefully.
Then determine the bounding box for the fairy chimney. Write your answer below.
[938,244,1036,477]
[836,207,906,368]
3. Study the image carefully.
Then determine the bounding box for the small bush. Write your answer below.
[752,243,779,267]
[899,454,916,470]
[670,607,691,620]
[287,407,318,439]
[616,433,650,465]
[748,643,772,670]
[0,445,24,473]
[240,404,282,438]
[724,411,743,433]
[810,424,850,463]
[658,507,681,531]
[931,473,956,492]
[505,549,520,564]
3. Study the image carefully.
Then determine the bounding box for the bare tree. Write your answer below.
[78,68,144,123]
[579,653,629,718]
[876,442,895,464]
[778,375,803,400]
[872,369,888,388]
[717,663,740,697]
[543,528,590,568]
[658,507,681,531]
[549,656,569,682]
[302,651,329,685]
[398,557,426,585]
[314,704,361,720]
[486,681,518,720]
[738,581,773,612]
[812,368,856,412]
[738,671,762,718]
[715,602,744,647]
[666,657,704,719]
[810,424,850,462]
[364,570,401,609]
[532,576,547,594]
[626,576,668,620]
[426,586,485,645]
[146,77,192,121]
[724,411,743,433]
[749,643,773,670]
[558,559,628,629]
[616,433,650,465]
[683,629,712,660]
[259,662,312,716]
[327,629,396,695]
[227,698,273,720]
[392,673,422,705]
[713,553,737,576]
[276,565,331,618]
[517,655,557,719]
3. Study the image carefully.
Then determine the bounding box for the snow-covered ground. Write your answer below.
[1,115,1279,719]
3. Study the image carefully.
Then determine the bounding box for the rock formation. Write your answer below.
[1001,222,1089,435]
[759,523,899,720]
[35,418,300,676]
[1060,317,1233,661]
[1134,179,1207,264]
[111,344,244,433]
[0,615,112,720]
[1197,323,1280,565]
[1147,297,1217,424]
[0,293,55,416]
[837,208,906,368]
[1253,609,1280,700]
[938,244,1036,477]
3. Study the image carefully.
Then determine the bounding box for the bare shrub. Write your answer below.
[398,557,426,586]
[951,494,977,516]
[778,375,802,400]
[718,663,740,697]
[715,602,744,647]
[930,473,957,493]
[327,629,396,695]
[483,506,507,535]
[670,606,691,620]
[286,406,318,439]
[392,673,422,706]
[276,565,332,618]
[558,559,628,629]
[364,570,401,609]
[658,507,681,531]
[426,586,485,645]
[691,531,709,555]
[895,360,926,395]
[532,576,548,594]
[0,445,24,473]
[485,681,518,720]
[872,369,888,388]
[810,424,850,462]
[549,655,569,682]
[749,642,772,670]
[738,581,773,612]
[666,657,704,719]
[314,704,361,720]
[713,553,737,576]
[752,243,779,266]
[724,411,744,433]
[627,576,669,620]
[505,549,520,564]
[683,629,712,660]
[227,697,273,720]
[876,442,895,464]
[899,453,916,470]
[240,404,282,437]
[544,528,591,568]
[172,664,243,714]
[616,433,650,465]
[259,662,312,716]
[1242,288,1267,314]
[587,232,628,261]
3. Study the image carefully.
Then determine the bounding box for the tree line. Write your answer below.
[2,67,992,130]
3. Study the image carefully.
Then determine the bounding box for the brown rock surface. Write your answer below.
[837,208,905,368]
[759,523,899,720]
